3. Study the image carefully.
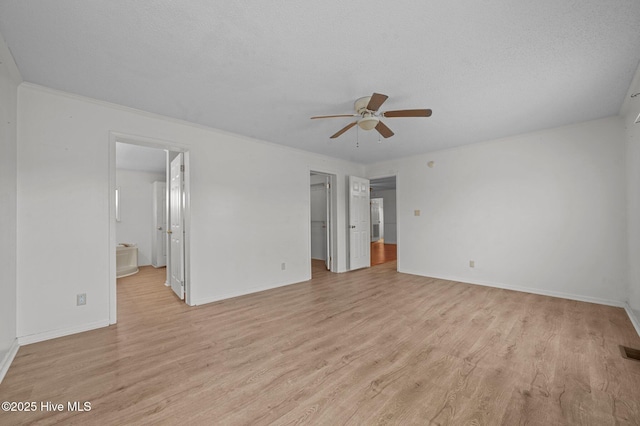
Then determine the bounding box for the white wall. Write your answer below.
[116,169,165,266]
[622,61,640,320]
[366,117,628,305]
[0,33,20,379]
[370,189,397,244]
[16,84,364,340]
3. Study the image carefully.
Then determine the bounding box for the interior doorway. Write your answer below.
[369,176,397,267]
[310,171,337,276]
[109,133,191,324]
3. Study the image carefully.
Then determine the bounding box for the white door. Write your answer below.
[169,154,185,300]
[370,198,383,242]
[325,176,332,271]
[152,181,167,268]
[310,182,327,261]
[349,176,370,270]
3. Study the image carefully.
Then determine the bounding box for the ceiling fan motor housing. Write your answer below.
[355,96,373,115]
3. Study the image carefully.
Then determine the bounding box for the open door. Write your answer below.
[169,153,185,300]
[152,181,167,268]
[349,175,371,270]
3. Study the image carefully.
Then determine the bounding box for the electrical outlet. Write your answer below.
[469,260,475,268]
[77,293,86,306]
[281,262,286,270]
[414,210,421,216]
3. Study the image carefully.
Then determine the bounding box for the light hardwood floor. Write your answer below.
[371,241,397,266]
[1,264,640,425]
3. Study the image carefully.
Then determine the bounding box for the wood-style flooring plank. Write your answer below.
[371,241,397,266]
[1,263,640,425]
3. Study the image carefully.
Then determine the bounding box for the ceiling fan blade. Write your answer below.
[330,122,357,139]
[366,93,388,111]
[383,109,432,118]
[310,114,356,119]
[375,121,394,138]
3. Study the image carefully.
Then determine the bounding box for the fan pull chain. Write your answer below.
[356,125,359,148]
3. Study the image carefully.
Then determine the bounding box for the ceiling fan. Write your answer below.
[311,93,432,139]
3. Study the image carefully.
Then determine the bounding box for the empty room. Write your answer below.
[2,1,640,424]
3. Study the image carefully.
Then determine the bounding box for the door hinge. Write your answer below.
[326,183,331,189]
[180,164,185,172]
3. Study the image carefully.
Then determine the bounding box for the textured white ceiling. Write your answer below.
[2,1,639,164]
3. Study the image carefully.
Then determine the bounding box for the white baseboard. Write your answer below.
[624,303,640,338]
[400,269,626,308]
[0,339,20,384]
[18,320,110,346]
[192,278,308,306]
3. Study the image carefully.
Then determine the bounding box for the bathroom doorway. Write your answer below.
[115,142,167,277]
[109,133,191,324]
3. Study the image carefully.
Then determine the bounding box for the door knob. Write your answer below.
[167,230,173,234]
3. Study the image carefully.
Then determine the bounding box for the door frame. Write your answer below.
[367,173,399,271]
[108,132,192,324]
[309,170,338,274]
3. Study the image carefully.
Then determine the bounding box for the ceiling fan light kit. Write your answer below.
[311,92,432,140]
[357,116,379,130]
